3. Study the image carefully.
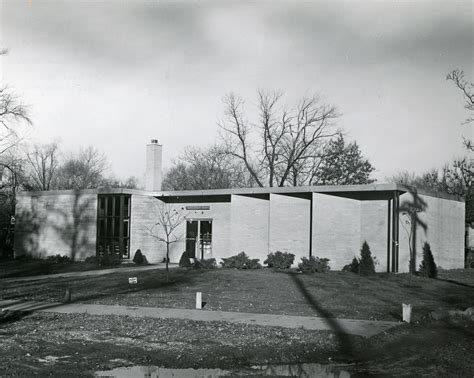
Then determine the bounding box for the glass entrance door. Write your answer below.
[185,220,198,259]
[186,219,212,260]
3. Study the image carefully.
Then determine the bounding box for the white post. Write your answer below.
[196,292,202,309]
[402,303,412,323]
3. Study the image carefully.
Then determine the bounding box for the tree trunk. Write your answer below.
[166,242,169,282]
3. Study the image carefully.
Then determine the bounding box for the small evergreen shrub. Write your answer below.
[220,252,261,269]
[298,256,330,273]
[179,251,192,268]
[133,249,148,265]
[193,258,217,269]
[359,241,375,276]
[264,251,295,269]
[342,257,360,273]
[46,254,71,263]
[418,242,437,278]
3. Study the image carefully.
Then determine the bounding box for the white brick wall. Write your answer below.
[398,192,465,272]
[312,193,361,270]
[269,194,310,264]
[14,192,97,260]
[360,200,390,272]
[230,195,269,264]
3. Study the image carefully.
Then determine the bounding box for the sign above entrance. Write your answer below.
[185,206,210,211]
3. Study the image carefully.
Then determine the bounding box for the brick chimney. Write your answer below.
[145,139,162,191]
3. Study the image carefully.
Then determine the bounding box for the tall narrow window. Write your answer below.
[97,194,131,259]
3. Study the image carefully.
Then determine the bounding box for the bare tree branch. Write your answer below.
[447,69,473,151]
[219,90,342,187]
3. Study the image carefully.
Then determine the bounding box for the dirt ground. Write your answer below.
[0,311,473,377]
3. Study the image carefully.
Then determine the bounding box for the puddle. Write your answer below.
[95,363,351,377]
[95,366,231,377]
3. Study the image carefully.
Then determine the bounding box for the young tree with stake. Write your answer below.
[147,202,187,281]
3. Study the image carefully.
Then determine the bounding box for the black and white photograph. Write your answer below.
[0,0,473,376]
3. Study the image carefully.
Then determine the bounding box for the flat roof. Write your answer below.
[17,183,464,202]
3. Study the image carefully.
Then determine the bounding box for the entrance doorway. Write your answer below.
[185,219,212,260]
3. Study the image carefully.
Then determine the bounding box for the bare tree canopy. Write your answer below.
[447,69,473,151]
[24,143,59,191]
[310,135,375,186]
[0,50,31,155]
[390,158,471,198]
[102,176,140,190]
[162,145,252,190]
[219,90,340,187]
[56,146,109,190]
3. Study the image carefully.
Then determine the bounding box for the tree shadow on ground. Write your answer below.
[288,272,360,363]
[0,310,32,324]
[435,277,474,289]
[0,268,202,325]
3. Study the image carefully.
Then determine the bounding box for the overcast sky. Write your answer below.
[1,0,472,184]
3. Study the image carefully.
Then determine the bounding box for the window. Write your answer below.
[97,194,131,259]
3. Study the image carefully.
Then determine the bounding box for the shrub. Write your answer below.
[359,241,375,276]
[133,249,148,265]
[342,257,360,273]
[221,252,261,269]
[193,258,217,269]
[98,254,121,267]
[46,254,71,263]
[179,251,192,268]
[418,242,437,278]
[298,256,330,273]
[264,251,295,269]
[84,256,98,264]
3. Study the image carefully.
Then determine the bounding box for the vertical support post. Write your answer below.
[309,194,313,257]
[197,220,201,260]
[395,191,400,272]
[387,199,391,273]
[391,193,397,272]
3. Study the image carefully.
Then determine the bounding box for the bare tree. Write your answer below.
[0,50,31,155]
[447,69,473,151]
[25,143,59,191]
[102,176,140,189]
[0,152,26,255]
[162,144,252,190]
[146,202,187,281]
[56,146,109,190]
[389,158,471,199]
[219,90,340,187]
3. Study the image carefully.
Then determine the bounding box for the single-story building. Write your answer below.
[13,140,465,272]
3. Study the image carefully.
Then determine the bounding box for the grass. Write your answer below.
[0,257,138,279]
[1,267,473,321]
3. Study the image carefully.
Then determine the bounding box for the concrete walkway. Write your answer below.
[0,299,399,338]
[1,264,168,283]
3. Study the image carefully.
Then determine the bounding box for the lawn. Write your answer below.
[0,257,137,279]
[2,267,473,322]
